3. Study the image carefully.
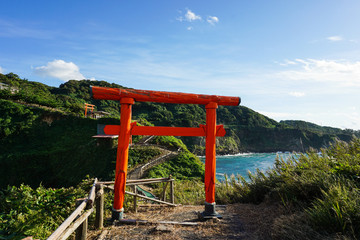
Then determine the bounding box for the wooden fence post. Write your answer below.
[170,180,174,204]
[95,184,104,229]
[75,218,87,240]
[161,181,170,201]
[134,185,138,213]
[75,199,88,240]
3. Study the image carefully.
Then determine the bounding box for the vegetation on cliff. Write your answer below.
[0,99,202,189]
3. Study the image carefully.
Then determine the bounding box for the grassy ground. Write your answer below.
[88,203,286,240]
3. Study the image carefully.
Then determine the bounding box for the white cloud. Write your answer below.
[0,66,3,73]
[278,59,297,66]
[327,35,343,41]
[289,91,305,97]
[177,9,201,22]
[207,16,219,25]
[177,10,219,28]
[277,59,360,87]
[34,59,85,81]
[185,9,201,22]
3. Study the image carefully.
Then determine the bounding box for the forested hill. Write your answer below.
[1,72,359,155]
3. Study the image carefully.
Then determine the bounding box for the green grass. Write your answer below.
[215,138,360,238]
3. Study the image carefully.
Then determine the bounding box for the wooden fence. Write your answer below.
[47,177,175,240]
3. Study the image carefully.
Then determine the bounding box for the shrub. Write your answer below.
[146,152,204,180]
[148,136,188,151]
[128,147,162,168]
[307,182,360,237]
[0,181,89,239]
[215,138,360,238]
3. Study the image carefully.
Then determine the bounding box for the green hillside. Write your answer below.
[1,72,359,154]
[281,119,358,135]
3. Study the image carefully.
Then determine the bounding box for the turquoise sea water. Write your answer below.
[200,153,293,181]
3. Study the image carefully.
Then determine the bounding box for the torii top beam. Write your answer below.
[90,86,241,106]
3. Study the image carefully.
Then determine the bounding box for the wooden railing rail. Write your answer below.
[47,177,175,239]
[47,178,97,240]
[98,176,176,212]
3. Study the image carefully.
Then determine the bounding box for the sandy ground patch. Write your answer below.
[88,202,286,240]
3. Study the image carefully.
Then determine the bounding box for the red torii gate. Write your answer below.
[91,86,241,220]
[84,103,95,117]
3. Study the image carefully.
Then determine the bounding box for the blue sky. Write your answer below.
[1,1,360,130]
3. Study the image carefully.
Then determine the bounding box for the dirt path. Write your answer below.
[88,203,286,240]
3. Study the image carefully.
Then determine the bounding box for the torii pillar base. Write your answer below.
[199,202,222,220]
[112,207,124,221]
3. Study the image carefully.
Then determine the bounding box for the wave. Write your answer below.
[216,152,284,159]
[198,152,258,158]
[219,152,255,157]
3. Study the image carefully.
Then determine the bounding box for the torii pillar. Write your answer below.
[90,86,240,220]
[112,98,134,219]
[203,102,219,218]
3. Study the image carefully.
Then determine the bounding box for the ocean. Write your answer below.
[200,152,293,181]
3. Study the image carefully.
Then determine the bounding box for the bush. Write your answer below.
[146,152,204,180]
[215,138,360,238]
[0,180,89,239]
[307,182,360,236]
[128,147,162,168]
[148,136,188,151]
